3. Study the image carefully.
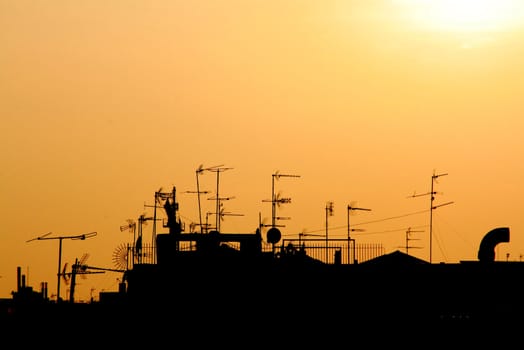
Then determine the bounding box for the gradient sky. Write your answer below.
[3,0,524,301]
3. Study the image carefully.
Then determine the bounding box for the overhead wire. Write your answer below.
[302,209,430,235]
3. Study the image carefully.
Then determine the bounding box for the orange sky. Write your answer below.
[2,0,524,301]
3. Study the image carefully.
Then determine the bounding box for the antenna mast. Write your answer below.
[409,171,454,263]
[265,171,300,228]
[194,164,223,233]
[405,227,424,255]
[347,203,371,264]
[429,172,454,263]
[27,231,97,302]
[325,201,334,263]
[207,166,233,232]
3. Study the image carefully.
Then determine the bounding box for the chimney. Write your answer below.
[17,266,21,292]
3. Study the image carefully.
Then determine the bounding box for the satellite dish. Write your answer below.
[266,227,281,245]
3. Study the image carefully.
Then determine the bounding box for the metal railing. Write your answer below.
[278,238,384,264]
[123,238,385,269]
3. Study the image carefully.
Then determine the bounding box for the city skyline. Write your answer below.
[2,0,524,301]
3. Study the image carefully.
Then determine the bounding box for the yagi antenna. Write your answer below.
[264,172,301,228]
[26,231,97,302]
[409,171,454,263]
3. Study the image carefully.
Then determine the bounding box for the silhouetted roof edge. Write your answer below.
[359,250,429,266]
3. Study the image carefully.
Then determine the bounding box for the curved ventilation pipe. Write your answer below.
[477,227,510,262]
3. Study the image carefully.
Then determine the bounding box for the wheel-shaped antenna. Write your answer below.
[112,243,129,271]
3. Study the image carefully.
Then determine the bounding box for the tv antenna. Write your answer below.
[347,202,371,264]
[206,165,233,232]
[216,205,244,231]
[402,227,424,255]
[208,195,236,232]
[262,171,300,228]
[62,253,125,303]
[120,219,136,234]
[27,231,97,302]
[112,242,130,271]
[120,219,136,247]
[409,170,454,263]
[185,181,211,234]
[194,164,224,233]
[149,187,174,256]
[133,214,155,263]
[325,201,334,262]
[298,230,324,247]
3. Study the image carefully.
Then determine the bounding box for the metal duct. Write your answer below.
[477,227,510,262]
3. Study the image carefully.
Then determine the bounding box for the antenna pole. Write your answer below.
[57,237,63,302]
[216,170,221,231]
[405,227,424,255]
[27,231,97,302]
[409,171,453,263]
[196,169,203,233]
[195,164,223,233]
[206,166,232,232]
[272,175,275,227]
[152,195,159,263]
[347,204,371,264]
[429,171,453,263]
[429,174,435,263]
[269,172,300,228]
[325,201,334,263]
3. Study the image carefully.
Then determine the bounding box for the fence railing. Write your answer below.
[278,238,384,264]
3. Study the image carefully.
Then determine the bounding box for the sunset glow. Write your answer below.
[399,0,524,32]
[3,0,524,303]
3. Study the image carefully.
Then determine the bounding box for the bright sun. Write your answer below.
[400,0,524,32]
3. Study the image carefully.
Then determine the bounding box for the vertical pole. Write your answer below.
[133,223,136,264]
[17,266,21,292]
[216,170,220,232]
[347,206,350,264]
[153,193,158,263]
[411,171,449,263]
[69,258,77,303]
[271,175,276,228]
[57,238,63,302]
[429,174,435,264]
[325,201,333,263]
[197,170,203,233]
[325,204,328,263]
[406,228,409,255]
[346,204,371,264]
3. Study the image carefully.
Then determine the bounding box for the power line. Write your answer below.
[303,209,429,234]
[354,224,428,236]
[352,209,429,226]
